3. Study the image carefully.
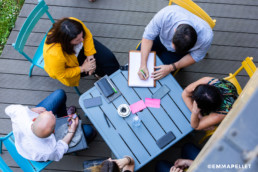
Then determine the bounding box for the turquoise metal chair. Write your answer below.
[0,132,52,172]
[12,0,81,95]
[12,0,54,77]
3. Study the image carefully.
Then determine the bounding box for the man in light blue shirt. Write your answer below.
[137,5,213,80]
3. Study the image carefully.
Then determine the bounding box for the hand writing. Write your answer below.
[138,66,149,80]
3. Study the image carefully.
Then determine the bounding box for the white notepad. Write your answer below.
[128,50,156,87]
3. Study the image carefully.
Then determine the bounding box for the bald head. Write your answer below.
[32,111,56,138]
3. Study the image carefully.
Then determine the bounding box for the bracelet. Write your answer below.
[68,131,74,133]
[124,156,131,165]
[171,63,177,71]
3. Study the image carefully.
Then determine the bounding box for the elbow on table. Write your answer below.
[190,122,201,130]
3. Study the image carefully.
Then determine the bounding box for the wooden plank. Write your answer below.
[13,17,145,40]
[19,3,258,22]
[25,0,258,13]
[14,16,258,36]
[196,0,258,6]
[0,73,95,93]
[0,88,79,107]
[0,119,12,134]
[175,72,250,88]
[196,3,258,19]
[182,59,258,75]
[206,46,258,61]
[0,149,107,172]
[19,4,154,26]
[26,0,168,13]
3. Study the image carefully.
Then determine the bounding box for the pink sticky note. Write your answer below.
[145,98,160,108]
[130,100,147,114]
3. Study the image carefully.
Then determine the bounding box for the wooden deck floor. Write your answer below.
[0,0,258,171]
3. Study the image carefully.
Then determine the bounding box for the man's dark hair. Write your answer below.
[192,84,223,115]
[46,18,85,55]
[172,24,197,54]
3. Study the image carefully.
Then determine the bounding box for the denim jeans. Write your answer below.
[36,89,95,141]
[137,37,187,64]
[78,38,120,77]
[36,89,67,118]
[155,143,200,172]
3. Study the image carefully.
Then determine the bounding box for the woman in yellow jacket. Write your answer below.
[43,17,119,87]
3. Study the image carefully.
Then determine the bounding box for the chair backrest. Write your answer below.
[0,132,52,172]
[224,57,257,95]
[12,0,54,63]
[169,0,216,29]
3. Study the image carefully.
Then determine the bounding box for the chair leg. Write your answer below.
[29,64,35,77]
[74,87,81,96]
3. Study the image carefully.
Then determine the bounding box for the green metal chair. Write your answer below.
[0,132,52,172]
[12,0,81,95]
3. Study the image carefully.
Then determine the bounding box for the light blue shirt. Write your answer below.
[143,5,213,62]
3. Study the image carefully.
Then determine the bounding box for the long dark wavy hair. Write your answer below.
[192,84,223,115]
[45,18,85,55]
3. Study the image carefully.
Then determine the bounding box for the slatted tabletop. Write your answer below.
[79,57,193,171]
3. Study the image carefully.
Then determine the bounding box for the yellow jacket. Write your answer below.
[43,17,96,86]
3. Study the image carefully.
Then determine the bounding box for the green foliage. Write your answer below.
[0,0,24,55]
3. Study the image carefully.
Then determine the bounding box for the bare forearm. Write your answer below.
[174,54,195,70]
[191,112,200,129]
[62,132,75,145]
[182,91,193,111]
[140,38,153,67]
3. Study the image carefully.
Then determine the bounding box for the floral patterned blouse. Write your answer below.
[208,78,238,115]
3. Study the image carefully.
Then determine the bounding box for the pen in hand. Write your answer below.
[140,69,147,79]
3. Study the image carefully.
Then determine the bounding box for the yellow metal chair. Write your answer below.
[224,57,256,95]
[169,0,216,29]
[200,57,257,144]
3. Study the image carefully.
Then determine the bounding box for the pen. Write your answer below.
[103,113,110,127]
[107,79,118,93]
[140,69,146,79]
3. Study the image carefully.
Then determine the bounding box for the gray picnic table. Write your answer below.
[79,57,193,171]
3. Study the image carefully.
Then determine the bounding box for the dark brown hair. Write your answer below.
[46,18,85,55]
[192,84,223,115]
[172,24,197,54]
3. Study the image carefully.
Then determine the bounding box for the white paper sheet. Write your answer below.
[128,51,155,87]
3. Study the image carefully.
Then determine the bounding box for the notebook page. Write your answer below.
[128,51,155,87]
